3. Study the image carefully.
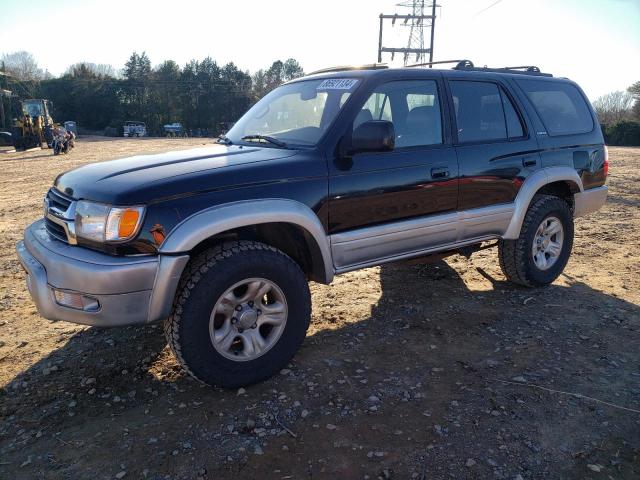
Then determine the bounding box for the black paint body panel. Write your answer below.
[50,67,605,256]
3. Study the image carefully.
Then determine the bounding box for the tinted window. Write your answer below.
[517,79,593,136]
[502,91,524,138]
[451,81,505,142]
[354,80,442,148]
[451,81,526,142]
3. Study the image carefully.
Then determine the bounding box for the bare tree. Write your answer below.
[593,90,635,125]
[1,51,44,81]
[628,81,640,120]
[65,62,117,78]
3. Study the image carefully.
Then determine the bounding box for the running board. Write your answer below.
[334,235,500,274]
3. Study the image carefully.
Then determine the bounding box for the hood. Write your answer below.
[54,144,300,204]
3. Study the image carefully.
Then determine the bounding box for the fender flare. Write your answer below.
[502,167,583,239]
[159,198,334,283]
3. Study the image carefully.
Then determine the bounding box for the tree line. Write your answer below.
[593,82,640,146]
[0,51,304,136]
[2,50,638,144]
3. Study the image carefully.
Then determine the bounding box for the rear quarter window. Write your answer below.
[516,79,593,136]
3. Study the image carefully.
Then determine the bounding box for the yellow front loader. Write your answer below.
[11,99,55,151]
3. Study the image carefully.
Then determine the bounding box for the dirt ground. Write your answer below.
[0,138,638,480]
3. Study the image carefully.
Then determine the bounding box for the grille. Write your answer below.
[44,188,75,244]
[45,218,68,242]
[47,188,73,212]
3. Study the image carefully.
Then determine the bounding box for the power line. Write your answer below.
[473,0,503,17]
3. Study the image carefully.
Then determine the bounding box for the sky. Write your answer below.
[1,0,639,100]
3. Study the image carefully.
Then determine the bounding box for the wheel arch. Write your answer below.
[503,167,583,239]
[159,199,334,284]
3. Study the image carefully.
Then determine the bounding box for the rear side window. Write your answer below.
[502,93,524,138]
[517,79,593,136]
[450,81,525,143]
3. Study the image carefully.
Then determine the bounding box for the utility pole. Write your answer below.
[378,1,438,66]
[429,1,436,65]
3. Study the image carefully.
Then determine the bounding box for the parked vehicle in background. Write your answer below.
[0,131,12,147]
[52,126,75,155]
[163,122,187,137]
[188,128,210,138]
[17,60,608,389]
[64,121,78,136]
[123,121,147,137]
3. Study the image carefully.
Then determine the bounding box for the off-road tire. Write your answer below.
[498,194,574,287]
[164,241,311,388]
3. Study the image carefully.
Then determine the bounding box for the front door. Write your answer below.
[328,77,459,270]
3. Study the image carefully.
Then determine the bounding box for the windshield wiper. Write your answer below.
[241,134,287,148]
[217,135,233,145]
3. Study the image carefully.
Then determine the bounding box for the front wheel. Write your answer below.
[498,194,574,287]
[165,241,311,388]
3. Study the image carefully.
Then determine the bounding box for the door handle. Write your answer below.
[522,157,537,167]
[431,167,450,179]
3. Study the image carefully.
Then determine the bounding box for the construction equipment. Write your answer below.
[11,98,55,151]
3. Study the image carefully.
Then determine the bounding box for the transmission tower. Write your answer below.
[404,1,426,64]
[378,1,438,66]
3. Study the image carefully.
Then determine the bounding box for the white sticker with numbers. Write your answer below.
[317,78,359,90]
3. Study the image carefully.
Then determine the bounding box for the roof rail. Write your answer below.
[503,65,541,72]
[453,62,552,77]
[406,59,551,76]
[406,59,474,69]
[308,64,388,75]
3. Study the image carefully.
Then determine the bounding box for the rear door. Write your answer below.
[447,76,539,211]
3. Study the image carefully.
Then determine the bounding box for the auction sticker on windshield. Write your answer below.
[317,79,359,90]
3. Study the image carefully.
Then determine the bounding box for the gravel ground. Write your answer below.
[0,138,638,479]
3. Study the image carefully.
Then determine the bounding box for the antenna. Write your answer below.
[378,2,438,67]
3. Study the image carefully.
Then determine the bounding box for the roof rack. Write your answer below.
[406,59,474,69]
[406,59,551,76]
[308,64,388,75]
[453,62,551,76]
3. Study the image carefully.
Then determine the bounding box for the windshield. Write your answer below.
[23,100,44,117]
[226,78,359,147]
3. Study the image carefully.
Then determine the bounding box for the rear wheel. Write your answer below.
[499,194,574,287]
[165,241,311,388]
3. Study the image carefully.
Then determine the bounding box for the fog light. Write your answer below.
[53,289,100,312]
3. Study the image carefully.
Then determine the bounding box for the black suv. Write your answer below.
[17,61,608,387]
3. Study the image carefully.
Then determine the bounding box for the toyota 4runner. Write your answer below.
[17,60,608,388]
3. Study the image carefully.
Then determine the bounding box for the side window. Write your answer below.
[451,81,505,143]
[353,80,442,148]
[516,79,593,136]
[362,93,392,121]
[501,91,524,138]
[450,81,525,143]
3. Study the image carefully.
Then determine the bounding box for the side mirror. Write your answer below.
[350,120,395,154]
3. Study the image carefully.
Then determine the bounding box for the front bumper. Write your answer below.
[17,220,188,327]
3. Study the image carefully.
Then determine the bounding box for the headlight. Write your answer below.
[75,201,145,243]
